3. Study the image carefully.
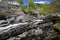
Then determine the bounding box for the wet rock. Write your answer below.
[19,29,60,40]
[0,22,28,40]
[0,13,60,40]
[0,20,8,27]
[15,15,28,23]
[6,17,15,24]
[38,14,47,19]
[0,20,7,24]
[7,28,43,40]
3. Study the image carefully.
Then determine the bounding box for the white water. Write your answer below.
[0,19,43,32]
[0,22,28,32]
[34,19,43,22]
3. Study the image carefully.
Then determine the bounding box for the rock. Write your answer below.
[15,15,26,23]
[6,9,27,23]
[6,17,15,24]
[0,12,60,40]
[0,20,54,40]
[38,14,47,19]
[15,14,28,23]
[47,15,60,22]
[7,1,20,6]
[33,19,43,25]
[7,28,43,40]
[0,20,7,24]
[19,29,60,40]
[0,20,8,27]
[27,28,43,36]
[0,15,6,20]
[0,22,28,40]
[0,1,20,17]
[0,2,12,16]
[8,8,29,23]
[31,21,53,30]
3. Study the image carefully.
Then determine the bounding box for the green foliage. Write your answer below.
[16,0,27,14]
[26,0,38,14]
[44,0,60,14]
[17,0,23,5]
[53,23,60,31]
[28,0,37,9]
[39,3,49,14]
[1,0,60,15]
[16,0,27,12]
[39,0,60,14]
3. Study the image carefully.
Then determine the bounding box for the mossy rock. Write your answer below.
[53,23,60,31]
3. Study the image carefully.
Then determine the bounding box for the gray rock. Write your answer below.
[15,15,28,23]
[0,22,28,40]
[0,20,8,27]
[7,28,43,40]
[0,20,7,24]
[38,14,47,19]
[33,19,43,25]
[6,17,15,24]
[15,15,26,23]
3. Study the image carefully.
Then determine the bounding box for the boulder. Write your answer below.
[7,28,43,40]
[15,11,29,23]
[6,17,15,24]
[0,20,8,27]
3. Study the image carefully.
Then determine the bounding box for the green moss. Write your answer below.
[53,23,60,31]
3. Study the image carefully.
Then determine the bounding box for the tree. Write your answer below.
[27,0,34,12]
[17,0,23,6]
[26,0,38,15]
[39,3,49,14]
[28,0,38,10]
[45,0,60,14]
[51,0,60,12]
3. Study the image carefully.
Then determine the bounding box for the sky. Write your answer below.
[23,0,51,5]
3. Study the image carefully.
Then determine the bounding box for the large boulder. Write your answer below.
[0,1,20,17]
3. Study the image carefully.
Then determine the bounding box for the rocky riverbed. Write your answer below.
[0,2,60,40]
[0,12,60,40]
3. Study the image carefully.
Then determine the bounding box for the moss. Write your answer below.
[53,23,60,31]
